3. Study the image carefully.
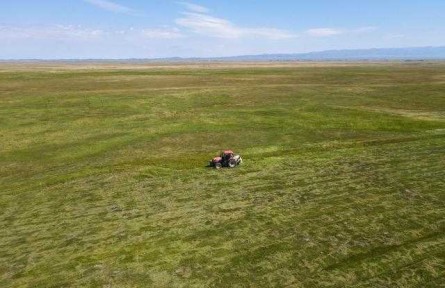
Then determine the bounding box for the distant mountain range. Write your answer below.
[2,46,445,62]
[158,46,445,62]
[211,46,445,61]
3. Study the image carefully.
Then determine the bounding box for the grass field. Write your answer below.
[1,62,444,287]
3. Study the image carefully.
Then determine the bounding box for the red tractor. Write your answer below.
[209,150,243,169]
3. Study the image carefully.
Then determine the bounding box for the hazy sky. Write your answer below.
[1,0,444,59]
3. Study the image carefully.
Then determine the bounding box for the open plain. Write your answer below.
[1,62,444,287]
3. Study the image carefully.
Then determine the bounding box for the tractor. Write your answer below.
[209,150,242,169]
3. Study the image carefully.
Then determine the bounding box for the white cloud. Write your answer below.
[306,26,378,37]
[0,25,103,40]
[0,25,185,41]
[141,27,184,39]
[175,6,296,39]
[306,28,343,37]
[83,0,140,15]
[176,12,242,38]
[177,2,209,13]
[245,27,297,40]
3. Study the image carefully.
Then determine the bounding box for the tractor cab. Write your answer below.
[221,150,234,162]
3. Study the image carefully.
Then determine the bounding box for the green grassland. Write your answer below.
[1,62,444,287]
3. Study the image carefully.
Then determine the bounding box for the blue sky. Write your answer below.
[1,0,444,59]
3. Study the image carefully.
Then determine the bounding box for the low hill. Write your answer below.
[217,46,445,61]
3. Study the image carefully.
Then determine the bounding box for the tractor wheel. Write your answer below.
[228,159,237,168]
[215,163,222,169]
